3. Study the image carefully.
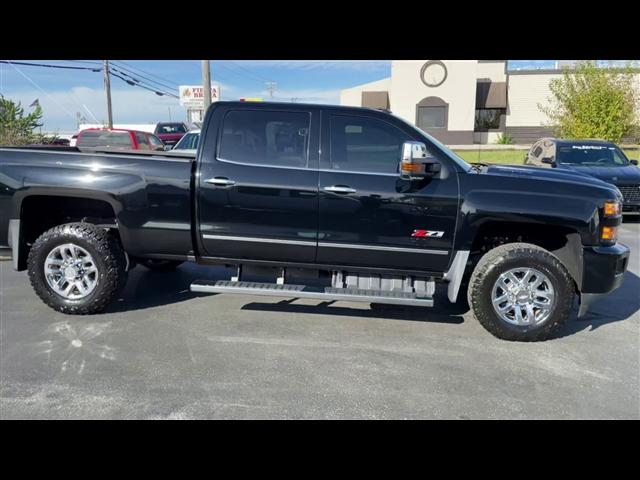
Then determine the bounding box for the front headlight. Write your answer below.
[603,200,620,216]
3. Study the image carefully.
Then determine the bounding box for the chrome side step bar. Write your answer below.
[191,280,434,307]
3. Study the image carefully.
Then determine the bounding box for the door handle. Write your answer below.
[323,185,357,194]
[205,177,236,186]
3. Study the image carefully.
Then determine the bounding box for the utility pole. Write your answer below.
[103,60,113,129]
[202,60,212,114]
[266,81,277,100]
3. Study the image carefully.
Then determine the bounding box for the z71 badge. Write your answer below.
[411,230,444,238]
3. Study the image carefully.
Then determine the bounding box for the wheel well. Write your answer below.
[471,221,576,255]
[468,221,582,288]
[18,195,118,269]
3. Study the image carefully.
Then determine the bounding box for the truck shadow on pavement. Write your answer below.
[105,263,232,314]
[240,284,466,324]
[554,270,640,339]
[106,263,638,335]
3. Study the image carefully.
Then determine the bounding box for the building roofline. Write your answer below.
[508,67,640,75]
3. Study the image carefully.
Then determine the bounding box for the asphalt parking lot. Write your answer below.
[1,220,638,419]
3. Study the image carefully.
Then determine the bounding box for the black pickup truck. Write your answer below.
[0,102,630,341]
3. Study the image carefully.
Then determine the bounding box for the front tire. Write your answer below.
[27,223,128,314]
[468,243,574,341]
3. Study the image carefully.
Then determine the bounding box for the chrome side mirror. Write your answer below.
[400,141,440,180]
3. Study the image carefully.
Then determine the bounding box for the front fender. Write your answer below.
[456,189,598,250]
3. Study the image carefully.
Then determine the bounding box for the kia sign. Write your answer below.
[179,85,220,108]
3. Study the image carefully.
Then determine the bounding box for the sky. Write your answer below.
[0,60,634,132]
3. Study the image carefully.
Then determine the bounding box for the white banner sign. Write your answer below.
[179,85,220,108]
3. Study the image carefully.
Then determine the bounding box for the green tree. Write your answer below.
[539,61,639,143]
[0,95,44,145]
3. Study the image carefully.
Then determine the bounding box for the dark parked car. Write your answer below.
[526,138,640,214]
[0,102,629,342]
[154,122,187,147]
[76,128,165,151]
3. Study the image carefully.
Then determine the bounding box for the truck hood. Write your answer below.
[481,163,617,189]
[557,164,640,185]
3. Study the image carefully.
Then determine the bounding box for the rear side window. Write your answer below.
[219,110,310,168]
[135,132,150,150]
[77,131,132,148]
[329,115,410,174]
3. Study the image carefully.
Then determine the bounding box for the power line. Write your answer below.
[0,60,101,72]
[112,61,181,90]
[3,61,77,121]
[109,71,179,98]
[226,61,271,82]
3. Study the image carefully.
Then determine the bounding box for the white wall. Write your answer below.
[505,74,562,127]
[389,60,478,132]
[477,61,507,82]
[339,77,392,106]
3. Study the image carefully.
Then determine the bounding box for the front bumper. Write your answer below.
[577,242,630,316]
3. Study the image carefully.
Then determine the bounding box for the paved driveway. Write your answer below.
[1,220,638,419]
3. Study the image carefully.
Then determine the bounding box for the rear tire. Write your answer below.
[27,223,128,315]
[468,242,574,341]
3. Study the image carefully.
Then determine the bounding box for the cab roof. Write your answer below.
[211,100,391,115]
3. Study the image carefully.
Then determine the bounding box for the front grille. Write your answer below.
[618,185,640,203]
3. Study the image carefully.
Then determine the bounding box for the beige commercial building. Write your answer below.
[340,60,639,145]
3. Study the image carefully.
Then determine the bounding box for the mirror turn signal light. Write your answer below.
[601,226,617,242]
[604,201,620,216]
[401,163,425,174]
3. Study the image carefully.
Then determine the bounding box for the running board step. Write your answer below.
[191,280,434,307]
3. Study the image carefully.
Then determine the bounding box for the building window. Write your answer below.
[417,106,446,129]
[474,109,503,131]
[415,97,448,131]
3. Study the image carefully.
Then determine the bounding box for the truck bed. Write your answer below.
[0,146,195,261]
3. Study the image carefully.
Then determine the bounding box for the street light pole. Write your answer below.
[103,60,113,129]
[202,60,212,114]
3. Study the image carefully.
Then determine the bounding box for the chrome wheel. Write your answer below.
[491,267,555,326]
[44,243,99,300]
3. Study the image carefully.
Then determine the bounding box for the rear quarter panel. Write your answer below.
[0,148,194,258]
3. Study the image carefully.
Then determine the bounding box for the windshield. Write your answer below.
[173,132,199,150]
[156,123,187,134]
[557,144,630,167]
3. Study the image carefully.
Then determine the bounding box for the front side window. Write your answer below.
[175,132,199,150]
[148,134,164,147]
[135,132,150,150]
[330,114,410,174]
[417,106,446,129]
[219,110,309,168]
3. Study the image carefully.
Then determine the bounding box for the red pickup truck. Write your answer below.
[153,122,187,147]
[76,128,165,151]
